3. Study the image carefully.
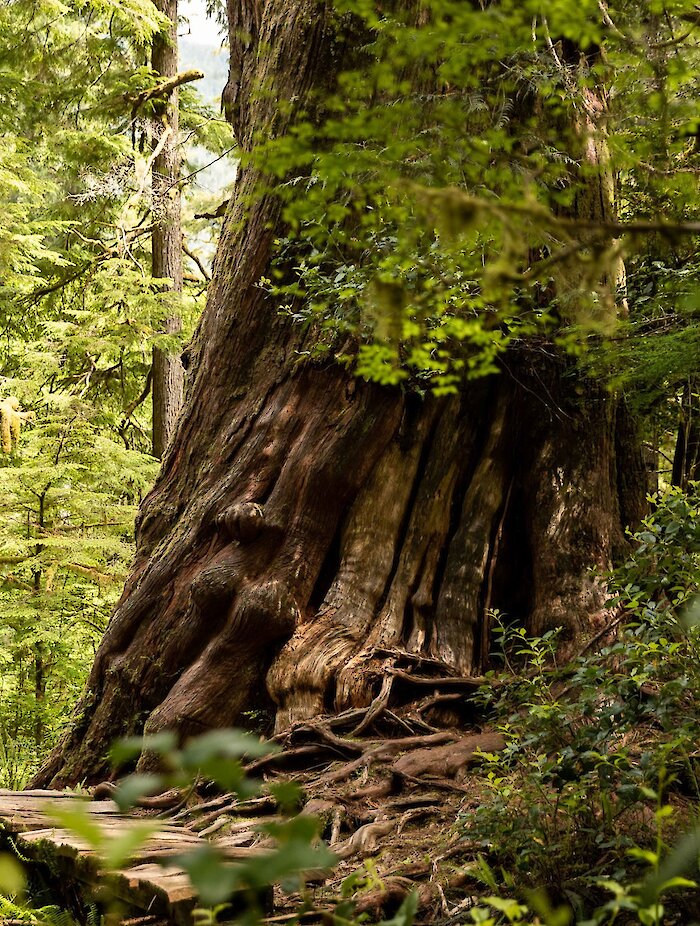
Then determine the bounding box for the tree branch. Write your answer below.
[127,69,204,112]
[194,199,229,219]
[122,367,153,420]
[417,185,700,239]
[183,241,211,281]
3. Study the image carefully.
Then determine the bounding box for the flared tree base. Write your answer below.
[33,351,644,788]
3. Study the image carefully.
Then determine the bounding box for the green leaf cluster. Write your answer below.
[254,0,700,394]
[465,486,700,922]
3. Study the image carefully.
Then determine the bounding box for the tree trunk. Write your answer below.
[151,0,185,460]
[33,494,46,746]
[672,379,700,489]
[32,0,646,787]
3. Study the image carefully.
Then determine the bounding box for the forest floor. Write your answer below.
[140,641,699,924]
[149,648,510,924]
[1,648,507,925]
[170,726,504,924]
[7,644,697,924]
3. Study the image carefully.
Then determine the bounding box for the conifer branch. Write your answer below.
[162,146,237,195]
[25,264,92,301]
[2,575,34,592]
[35,522,130,534]
[65,563,113,586]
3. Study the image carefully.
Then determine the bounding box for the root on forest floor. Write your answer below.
[109,656,509,923]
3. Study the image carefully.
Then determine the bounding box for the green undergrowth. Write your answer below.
[0,852,85,926]
[463,485,700,924]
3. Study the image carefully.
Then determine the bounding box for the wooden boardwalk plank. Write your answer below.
[0,789,265,924]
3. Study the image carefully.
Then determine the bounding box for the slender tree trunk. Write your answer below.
[672,379,700,489]
[32,0,646,788]
[151,0,184,460]
[33,641,44,747]
[33,494,46,746]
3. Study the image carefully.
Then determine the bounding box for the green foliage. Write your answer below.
[6,730,421,925]
[0,0,230,785]
[595,251,700,414]
[51,729,403,925]
[1,0,700,920]
[0,896,80,926]
[610,485,700,613]
[0,851,82,926]
[0,853,25,896]
[255,0,700,392]
[0,354,160,784]
[466,487,700,922]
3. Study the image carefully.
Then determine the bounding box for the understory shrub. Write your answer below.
[466,486,700,923]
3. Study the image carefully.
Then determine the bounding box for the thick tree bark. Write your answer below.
[151,0,185,459]
[32,0,646,787]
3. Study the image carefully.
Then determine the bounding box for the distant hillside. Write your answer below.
[179,34,236,264]
[180,39,228,106]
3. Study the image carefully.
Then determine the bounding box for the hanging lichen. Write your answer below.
[0,397,24,453]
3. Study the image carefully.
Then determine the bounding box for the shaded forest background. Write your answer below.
[0,0,234,784]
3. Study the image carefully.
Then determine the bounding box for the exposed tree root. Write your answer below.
[82,675,511,922]
[92,782,187,810]
[387,668,491,690]
[390,732,506,781]
[333,817,398,859]
[317,731,457,786]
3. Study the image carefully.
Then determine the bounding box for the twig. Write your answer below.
[574,612,626,659]
[161,146,237,195]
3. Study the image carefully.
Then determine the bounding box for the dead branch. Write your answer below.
[183,241,211,281]
[137,787,188,810]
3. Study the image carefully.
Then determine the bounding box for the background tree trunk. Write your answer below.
[151,0,185,460]
[672,378,700,489]
[32,0,646,787]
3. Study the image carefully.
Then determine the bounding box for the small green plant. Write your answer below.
[465,487,700,922]
[0,850,83,926]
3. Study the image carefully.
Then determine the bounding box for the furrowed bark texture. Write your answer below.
[151,0,185,459]
[34,1,645,786]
